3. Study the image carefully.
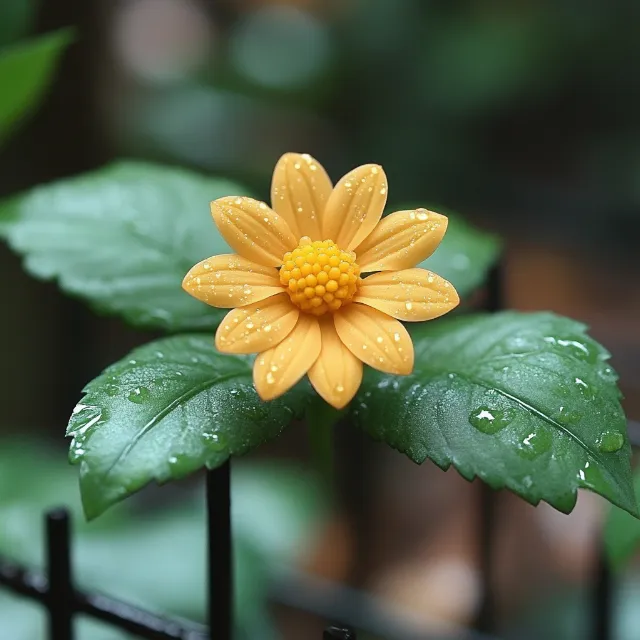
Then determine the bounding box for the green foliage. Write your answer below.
[0,442,325,639]
[2,163,500,332]
[352,312,637,516]
[418,211,500,298]
[0,28,72,145]
[3,162,238,330]
[67,334,311,519]
[0,0,39,47]
[605,470,640,570]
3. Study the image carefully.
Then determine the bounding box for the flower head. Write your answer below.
[183,153,459,408]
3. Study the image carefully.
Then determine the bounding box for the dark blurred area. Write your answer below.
[1,1,639,638]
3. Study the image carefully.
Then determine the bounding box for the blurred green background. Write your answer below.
[1,1,640,638]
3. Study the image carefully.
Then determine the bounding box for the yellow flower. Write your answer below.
[183,153,459,409]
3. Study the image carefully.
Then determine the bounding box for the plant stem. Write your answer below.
[307,400,342,489]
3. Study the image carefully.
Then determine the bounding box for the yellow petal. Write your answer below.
[356,209,448,272]
[211,196,297,267]
[308,318,363,409]
[271,152,333,240]
[253,314,321,401]
[334,303,414,375]
[321,164,388,250]
[182,254,283,308]
[355,268,459,321]
[215,293,298,354]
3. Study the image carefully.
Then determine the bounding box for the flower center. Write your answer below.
[280,237,361,316]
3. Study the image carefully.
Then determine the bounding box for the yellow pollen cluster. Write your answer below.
[280,237,361,316]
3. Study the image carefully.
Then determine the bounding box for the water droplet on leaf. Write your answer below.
[597,430,624,453]
[469,406,516,434]
[203,432,228,452]
[516,428,553,460]
[128,387,150,403]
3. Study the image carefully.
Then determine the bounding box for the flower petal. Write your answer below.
[215,293,298,354]
[182,254,283,308]
[308,318,363,409]
[355,268,459,321]
[334,303,414,375]
[322,164,388,250]
[271,152,333,240]
[211,196,297,267]
[253,314,321,401]
[356,208,448,272]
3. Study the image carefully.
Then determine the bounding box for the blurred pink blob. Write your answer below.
[113,0,213,82]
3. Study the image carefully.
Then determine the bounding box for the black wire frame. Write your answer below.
[0,262,636,640]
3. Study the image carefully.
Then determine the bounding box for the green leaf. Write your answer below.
[67,334,311,519]
[4,162,241,330]
[605,468,640,570]
[352,311,638,516]
[0,28,73,144]
[419,210,501,298]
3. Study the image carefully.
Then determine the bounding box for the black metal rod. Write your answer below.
[76,592,208,640]
[474,482,497,633]
[46,508,74,640]
[0,554,207,639]
[472,260,503,633]
[484,262,504,314]
[207,462,232,640]
[0,557,48,600]
[592,544,613,640]
[271,567,499,640]
[324,626,356,639]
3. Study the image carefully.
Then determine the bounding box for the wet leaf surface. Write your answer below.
[3,162,239,330]
[352,311,637,516]
[67,334,312,519]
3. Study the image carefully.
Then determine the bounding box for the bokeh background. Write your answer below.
[1,1,640,638]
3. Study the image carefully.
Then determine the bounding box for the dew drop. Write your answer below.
[335,384,345,393]
[202,432,228,452]
[574,377,595,399]
[516,428,553,460]
[266,372,276,385]
[556,406,582,425]
[598,366,617,383]
[468,406,516,434]
[104,384,119,397]
[416,209,429,221]
[597,430,624,453]
[128,387,150,403]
